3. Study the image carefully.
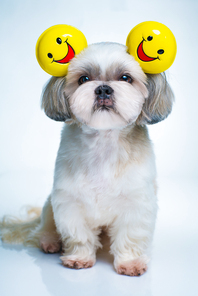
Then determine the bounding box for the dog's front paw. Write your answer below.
[115,256,149,276]
[60,255,95,269]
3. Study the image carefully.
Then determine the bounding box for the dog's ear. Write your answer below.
[136,73,174,125]
[41,76,71,121]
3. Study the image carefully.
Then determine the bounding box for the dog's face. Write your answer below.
[42,42,174,129]
[65,43,148,129]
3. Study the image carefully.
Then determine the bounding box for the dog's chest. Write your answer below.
[63,129,122,194]
[57,126,136,197]
[82,129,120,171]
[55,125,153,224]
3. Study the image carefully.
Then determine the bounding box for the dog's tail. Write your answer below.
[0,207,42,247]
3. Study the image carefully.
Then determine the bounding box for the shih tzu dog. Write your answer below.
[0,42,174,276]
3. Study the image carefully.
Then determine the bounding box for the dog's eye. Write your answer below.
[78,76,90,85]
[119,75,133,84]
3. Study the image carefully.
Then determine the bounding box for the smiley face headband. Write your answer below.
[36,21,177,77]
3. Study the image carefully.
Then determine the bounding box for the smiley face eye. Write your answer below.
[157,49,164,54]
[147,36,153,41]
[78,76,90,85]
[47,53,53,59]
[56,37,62,44]
[119,74,133,84]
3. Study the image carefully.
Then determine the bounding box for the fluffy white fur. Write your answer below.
[0,42,174,276]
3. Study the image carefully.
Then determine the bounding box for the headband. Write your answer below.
[36,21,177,76]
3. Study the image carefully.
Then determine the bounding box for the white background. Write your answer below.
[0,0,198,295]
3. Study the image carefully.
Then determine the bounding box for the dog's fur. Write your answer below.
[0,42,174,276]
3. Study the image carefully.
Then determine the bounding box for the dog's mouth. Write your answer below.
[94,95,115,112]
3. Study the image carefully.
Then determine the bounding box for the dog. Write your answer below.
[0,42,174,276]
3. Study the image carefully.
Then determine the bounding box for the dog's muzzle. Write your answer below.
[95,85,114,109]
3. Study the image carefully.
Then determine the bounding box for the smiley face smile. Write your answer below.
[54,41,75,64]
[137,39,158,62]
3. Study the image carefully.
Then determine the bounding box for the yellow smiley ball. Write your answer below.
[36,24,88,77]
[126,21,177,74]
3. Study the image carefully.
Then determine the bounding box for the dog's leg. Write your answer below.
[26,195,61,253]
[109,187,157,276]
[51,190,101,269]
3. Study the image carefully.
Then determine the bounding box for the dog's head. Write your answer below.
[42,42,174,130]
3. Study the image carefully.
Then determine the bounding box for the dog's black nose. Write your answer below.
[95,85,114,108]
[95,85,113,96]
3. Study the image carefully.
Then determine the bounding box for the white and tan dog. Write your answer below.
[0,42,174,276]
